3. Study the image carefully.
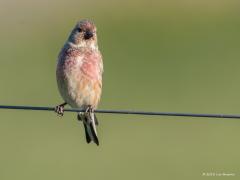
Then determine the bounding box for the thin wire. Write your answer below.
[0,105,240,119]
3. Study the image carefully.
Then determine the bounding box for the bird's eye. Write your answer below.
[77,28,82,32]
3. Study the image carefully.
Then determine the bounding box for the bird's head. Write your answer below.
[68,19,98,49]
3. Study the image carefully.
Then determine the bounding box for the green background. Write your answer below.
[0,0,240,179]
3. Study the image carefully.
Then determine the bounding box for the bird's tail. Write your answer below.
[79,112,99,145]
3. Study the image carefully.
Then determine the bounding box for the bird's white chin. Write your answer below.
[68,41,98,50]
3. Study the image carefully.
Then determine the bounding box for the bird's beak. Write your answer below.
[84,30,93,40]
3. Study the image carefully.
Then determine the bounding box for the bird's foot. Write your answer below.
[55,102,67,116]
[85,105,94,114]
[85,105,94,122]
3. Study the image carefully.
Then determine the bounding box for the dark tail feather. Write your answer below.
[94,114,99,125]
[89,121,99,145]
[83,123,91,144]
[83,114,99,146]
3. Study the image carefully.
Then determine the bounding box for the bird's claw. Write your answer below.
[85,105,94,123]
[55,105,65,116]
[85,105,94,114]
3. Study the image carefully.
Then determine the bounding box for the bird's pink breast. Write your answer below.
[56,47,102,108]
[80,52,101,80]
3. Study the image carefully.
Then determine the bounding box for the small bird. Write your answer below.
[55,19,103,145]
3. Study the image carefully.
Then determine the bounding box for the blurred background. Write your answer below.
[0,0,240,179]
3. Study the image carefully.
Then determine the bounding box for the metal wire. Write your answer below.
[0,105,240,119]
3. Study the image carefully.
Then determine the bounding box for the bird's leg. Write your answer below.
[85,105,99,125]
[55,102,67,116]
[85,105,94,113]
[78,106,94,122]
[85,105,94,123]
